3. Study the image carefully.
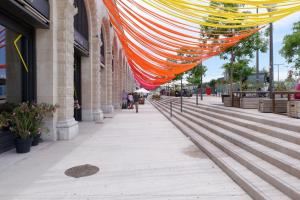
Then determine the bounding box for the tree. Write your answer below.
[223,60,254,91]
[280,21,300,72]
[187,63,207,101]
[201,2,268,94]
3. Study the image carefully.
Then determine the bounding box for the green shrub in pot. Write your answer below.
[0,102,58,153]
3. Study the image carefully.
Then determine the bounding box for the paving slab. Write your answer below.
[0,102,251,200]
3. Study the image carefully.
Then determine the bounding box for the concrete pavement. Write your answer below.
[0,101,251,200]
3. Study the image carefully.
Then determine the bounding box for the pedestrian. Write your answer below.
[128,93,134,109]
[133,92,139,113]
[122,90,128,109]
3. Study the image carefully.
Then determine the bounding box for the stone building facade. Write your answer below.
[0,0,136,152]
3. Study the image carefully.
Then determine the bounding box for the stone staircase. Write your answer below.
[150,97,300,200]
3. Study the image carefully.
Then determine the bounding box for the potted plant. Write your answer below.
[0,102,58,153]
[30,103,57,146]
[0,103,35,153]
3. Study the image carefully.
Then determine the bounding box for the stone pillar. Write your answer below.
[92,38,104,123]
[116,58,122,108]
[81,55,94,121]
[100,66,107,109]
[56,0,79,140]
[102,51,114,116]
[36,0,58,141]
[122,59,127,92]
[113,55,120,109]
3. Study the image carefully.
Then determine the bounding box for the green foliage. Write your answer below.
[223,60,254,83]
[275,82,287,91]
[209,79,217,88]
[200,2,268,88]
[0,103,58,139]
[222,31,268,61]
[280,21,300,70]
[187,63,207,85]
[173,73,183,81]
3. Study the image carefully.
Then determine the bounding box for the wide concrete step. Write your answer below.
[170,102,300,178]
[153,101,300,199]
[151,100,291,200]
[156,100,300,175]
[172,101,300,146]
[167,102,300,161]
[162,102,300,179]
[183,98,300,133]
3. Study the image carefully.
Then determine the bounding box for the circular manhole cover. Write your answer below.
[65,164,99,178]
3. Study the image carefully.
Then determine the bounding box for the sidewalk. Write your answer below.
[0,101,250,200]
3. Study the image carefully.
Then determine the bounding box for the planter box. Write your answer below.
[258,98,287,113]
[240,98,260,109]
[0,130,14,154]
[287,101,300,118]
[223,97,240,108]
[221,94,230,103]
[233,97,240,108]
[224,97,232,107]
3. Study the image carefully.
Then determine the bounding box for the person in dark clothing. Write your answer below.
[133,92,139,113]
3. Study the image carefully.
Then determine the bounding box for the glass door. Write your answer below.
[0,13,35,153]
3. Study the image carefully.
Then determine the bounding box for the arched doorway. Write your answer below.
[73,0,89,121]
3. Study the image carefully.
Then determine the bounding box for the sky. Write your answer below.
[202,11,300,82]
[118,1,300,85]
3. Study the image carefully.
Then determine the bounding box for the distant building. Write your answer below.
[246,72,267,84]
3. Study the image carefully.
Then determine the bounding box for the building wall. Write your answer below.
[35,0,133,141]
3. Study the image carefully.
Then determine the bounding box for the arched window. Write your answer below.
[74,0,89,55]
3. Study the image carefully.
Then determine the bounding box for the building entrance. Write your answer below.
[74,52,82,122]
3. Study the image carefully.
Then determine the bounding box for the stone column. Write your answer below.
[100,66,107,110]
[116,58,122,108]
[122,60,127,92]
[92,38,104,122]
[36,0,58,141]
[113,56,120,109]
[102,51,114,116]
[81,55,93,121]
[56,0,79,140]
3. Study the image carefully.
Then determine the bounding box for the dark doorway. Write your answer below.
[0,11,36,153]
[74,52,82,121]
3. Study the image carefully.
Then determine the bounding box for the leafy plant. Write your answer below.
[0,103,58,139]
[280,21,300,72]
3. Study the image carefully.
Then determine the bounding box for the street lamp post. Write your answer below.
[269,22,274,93]
[256,7,260,90]
[266,4,275,94]
[274,64,284,82]
[180,75,183,112]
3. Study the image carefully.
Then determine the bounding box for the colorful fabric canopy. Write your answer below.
[103,0,300,90]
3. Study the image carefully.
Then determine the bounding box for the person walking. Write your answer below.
[128,93,134,109]
[133,92,139,113]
